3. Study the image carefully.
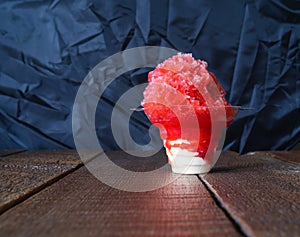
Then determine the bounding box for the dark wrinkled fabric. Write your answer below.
[0,0,299,153]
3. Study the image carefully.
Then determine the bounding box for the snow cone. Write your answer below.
[142,54,236,174]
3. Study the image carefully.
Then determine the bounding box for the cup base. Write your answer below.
[165,146,212,174]
[171,163,211,174]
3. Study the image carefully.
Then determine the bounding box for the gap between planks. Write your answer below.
[198,150,300,237]
[198,175,251,237]
[0,151,84,215]
[0,164,83,215]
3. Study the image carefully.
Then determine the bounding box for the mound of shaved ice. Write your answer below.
[142,53,236,160]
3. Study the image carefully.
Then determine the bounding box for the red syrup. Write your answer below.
[142,54,236,160]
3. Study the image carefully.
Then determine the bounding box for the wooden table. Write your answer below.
[0,149,299,237]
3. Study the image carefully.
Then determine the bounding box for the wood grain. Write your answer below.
[200,151,300,237]
[0,150,82,214]
[0,151,242,237]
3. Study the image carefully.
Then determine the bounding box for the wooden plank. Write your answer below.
[0,151,242,237]
[0,150,25,157]
[292,142,300,151]
[200,151,300,237]
[258,150,300,165]
[0,150,82,214]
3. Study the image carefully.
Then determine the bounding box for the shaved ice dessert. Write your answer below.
[142,53,236,174]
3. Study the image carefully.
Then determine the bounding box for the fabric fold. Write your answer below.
[0,0,299,151]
